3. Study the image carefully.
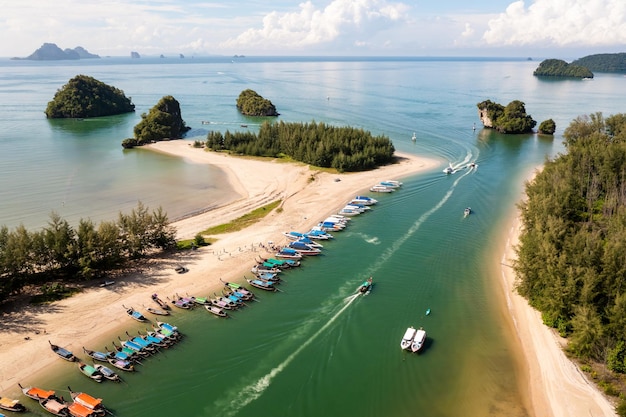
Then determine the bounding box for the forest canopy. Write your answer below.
[45,75,135,118]
[205,120,395,172]
[514,112,626,369]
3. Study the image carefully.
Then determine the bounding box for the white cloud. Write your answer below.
[483,0,626,47]
[220,0,410,51]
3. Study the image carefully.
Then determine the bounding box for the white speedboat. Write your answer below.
[464,207,471,217]
[411,328,427,353]
[443,164,454,174]
[400,326,417,350]
[370,184,394,193]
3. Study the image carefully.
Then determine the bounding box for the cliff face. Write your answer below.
[13,43,99,60]
[477,107,494,128]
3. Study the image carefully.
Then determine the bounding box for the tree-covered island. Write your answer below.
[571,53,626,73]
[206,120,395,172]
[45,75,135,118]
[476,99,537,133]
[533,58,594,78]
[122,95,190,148]
[236,89,279,116]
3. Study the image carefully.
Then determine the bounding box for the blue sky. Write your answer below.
[2,0,625,58]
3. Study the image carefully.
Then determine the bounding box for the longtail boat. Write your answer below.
[0,395,26,412]
[39,397,69,416]
[94,364,121,382]
[67,387,106,416]
[205,305,228,318]
[144,305,170,316]
[18,383,56,401]
[151,293,171,310]
[123,305,148,322]
[49,341,77,362]
[82,347,111,363]
[246,278,277,292]
[77,362,103,383]
[107,357,135,372]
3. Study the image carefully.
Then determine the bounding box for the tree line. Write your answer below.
[205,120,396,172]
[0,203,176,302]
[515,112,626,372]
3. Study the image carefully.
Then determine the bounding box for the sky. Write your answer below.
[2,0,625,59]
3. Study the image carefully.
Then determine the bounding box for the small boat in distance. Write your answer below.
[358,277,373,294]
[411,132,416,141]
[411,327,427,353]
[369,184,394,193]
[49,341,77,362]
[425,308,431,316]
[443,164,454,174]
[400,326,417,350]
[464,207,472,217]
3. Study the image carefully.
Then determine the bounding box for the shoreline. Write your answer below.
[495,169,617,417]
[0,141,439,394]
[0,141,616,417]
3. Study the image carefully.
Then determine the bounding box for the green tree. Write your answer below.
[538,119,556,135]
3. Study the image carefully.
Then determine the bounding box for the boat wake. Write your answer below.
[365,168,472,275]
[210,293,360,417]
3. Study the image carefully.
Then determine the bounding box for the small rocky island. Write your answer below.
[477,99,537,134]
[533,59,593,78]
[122,96,190,148]
[12,43,100,60]
[236,89,279,116]
[45,75,135,118]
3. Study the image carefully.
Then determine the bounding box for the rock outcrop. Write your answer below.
[12,43,99,60]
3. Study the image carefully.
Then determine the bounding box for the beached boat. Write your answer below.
[306,228,334,239]
[151,293,171,310]
[205,305,228,318]
[67,387,106,416]
[0,396,26,412]
[39,398,69,416]
[282,231,306,240]
[18,383,56,401]
[288,241,322,255]
[358,277,373,294]
[77,362,103,383]
[400,326,417,350]
[94,364,120,382]
[411,328,427,353]
[349,195,378,205]
[246,278,277,292]
[49,341,77,362]
[82,347,111,363]
[464,207,472,217]
[251,264,281,275]
[187,294,210,305]
[294,237,323,248]
[253,271,281,283]
[98,280,115,288]
[169,295,192,309]
[275,247,303,259]
[106,357,135,372]
[156,321,180,337]
[337,207,361,217]
[379,181,400,189]
[174,265,188,274]
[369,184,394,193]
[144,305,170,316]
[220,280,255,299]
[105,344,137,362]
[123,305,148,322]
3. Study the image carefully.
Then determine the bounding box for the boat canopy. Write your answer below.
[45,399,67,414]
[0,398,20,408]
[69,402,96,417]
[414,329,426,342]
[28,387,55,399]
[402,327,417,340]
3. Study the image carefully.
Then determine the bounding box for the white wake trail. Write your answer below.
[210,293,361,417]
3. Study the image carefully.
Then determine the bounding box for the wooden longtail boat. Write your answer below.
[68,401,99,417]
[205,305,228,318]
[144,305,170,316]
[0,395,26,412]
[107,357,135,372]
[67,387,106,416]
[151,293,171,310]
[49,341,77,362]
[123,305,148,322]
[82,347,111,363]
[39,397,69,416]
[246,278,277,292]
[77,362,103,383]
[18,383,56,401]
[94,364,121,382]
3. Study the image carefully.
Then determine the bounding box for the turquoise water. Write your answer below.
[1,57,625,416]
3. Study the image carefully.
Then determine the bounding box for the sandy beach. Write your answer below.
[0,140,616,417]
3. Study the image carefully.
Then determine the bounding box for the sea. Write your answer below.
[1,56,625,417]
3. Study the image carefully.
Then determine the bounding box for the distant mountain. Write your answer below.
[12,43,100,60]
[571,53,626,73]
